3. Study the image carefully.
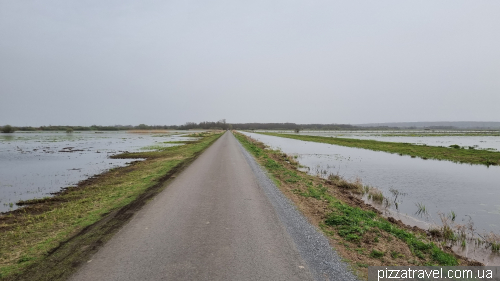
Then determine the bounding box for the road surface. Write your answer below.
[70,132,357,281]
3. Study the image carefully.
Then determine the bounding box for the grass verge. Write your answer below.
[259,132,500,166]
[234,132,480,279]
[0,132,223,280]
[373,132,500,137]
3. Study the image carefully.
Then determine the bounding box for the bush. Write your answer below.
[1,125,14,133]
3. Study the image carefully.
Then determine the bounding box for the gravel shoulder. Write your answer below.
[236,133,359,281]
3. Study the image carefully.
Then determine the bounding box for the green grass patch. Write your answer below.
[259,133,500,166]
[139,143,183,151]
[369,250,385,258]
[377,132,500,137]
[325,201,457,265]
[162,140,196,144]
[184,131,214,138]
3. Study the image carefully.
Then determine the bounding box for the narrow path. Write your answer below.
[70,132,357,281]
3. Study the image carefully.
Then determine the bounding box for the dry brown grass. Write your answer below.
[127,130,172,134]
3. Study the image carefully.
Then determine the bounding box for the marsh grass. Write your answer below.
[318,154,498,255]
[425,210,500,255]
[368,190,384,204]
[327,173,368,195]
[415,202,428,216]
[260,133,500,166]
[449,211,456,222]
[484,233,500,252]
[439,213,456,241]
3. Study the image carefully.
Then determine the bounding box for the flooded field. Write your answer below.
[0,131,195,212]
[261,130,500,151]
[242,132,500,236]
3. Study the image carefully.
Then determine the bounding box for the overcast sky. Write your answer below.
[1,1,499,126]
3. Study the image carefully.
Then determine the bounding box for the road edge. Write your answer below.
[233,132,360,281]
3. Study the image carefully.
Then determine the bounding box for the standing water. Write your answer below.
[242,132,500,235]
[0,131,195,212]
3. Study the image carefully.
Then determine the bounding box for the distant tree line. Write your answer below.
[359,121,500,130]
[230,123,362,131]
[5,121,490,133]
[1,122,380,132]
[176,120,231,130]
[0,120,232,132]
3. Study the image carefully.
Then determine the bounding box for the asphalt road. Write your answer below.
[70,132,357,281]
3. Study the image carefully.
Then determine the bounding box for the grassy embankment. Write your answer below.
[375,132,500,137]
[234,132,480,279]
[260,133,500,166]
[0,131,222,280]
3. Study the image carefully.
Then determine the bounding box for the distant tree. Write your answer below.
[1,125,14,133]
[66,127,74,133]
[294,128,301,133]
[137,124,148,130]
